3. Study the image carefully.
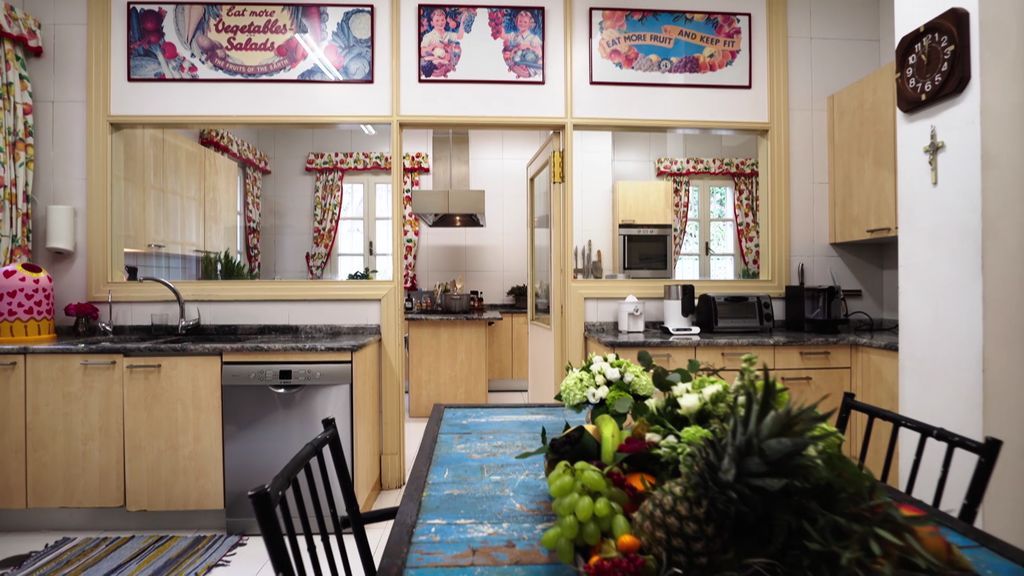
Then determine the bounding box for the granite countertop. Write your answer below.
[0,324,381,355]
[405,310,502,322]
[486,304,528,314]
[585,322,898,352]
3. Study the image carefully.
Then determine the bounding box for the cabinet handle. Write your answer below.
[649,353,673,361]
[80,360,117,366]
[147,242,166,249]
[799,351,832,357]
[865,227,892,234]
[780,376,813,383]
[0,361,18,367]
[126,363,162,370]
[720,351,747,357]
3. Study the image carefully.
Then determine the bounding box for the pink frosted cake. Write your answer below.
[0,262,56,343]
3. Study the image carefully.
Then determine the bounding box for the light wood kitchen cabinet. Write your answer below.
[26,355,125,508]
[162,131,205,255]
[696,346,775,370]
[851,347,899,486]
[828,62,897,243]
[775,369,851,420]
[111,128,147,255]
[614,181,673,225]
[616,347,694,371]
[511,313,529,380]
[409,321,488,418]
[123,356,223,511]
[487,317,513,381]
[143,128,167,252]
[203,148,240,255]
[0,355,25,509]
[353,341,381,509]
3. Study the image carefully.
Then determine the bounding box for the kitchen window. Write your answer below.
[334,175,393,280]
[676,177,741,280]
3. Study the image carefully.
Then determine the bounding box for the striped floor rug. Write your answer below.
[8,534,245,576]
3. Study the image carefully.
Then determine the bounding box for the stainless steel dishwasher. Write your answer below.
[222,361,353,534]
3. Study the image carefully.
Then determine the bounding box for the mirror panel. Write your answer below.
[110,123,392,282]
[571,128,765,281]
[530,160,552,325]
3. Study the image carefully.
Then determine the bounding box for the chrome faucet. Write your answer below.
[138,276,201,334]
[97,290,114,336]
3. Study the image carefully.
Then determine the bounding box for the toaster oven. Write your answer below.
[695,294,774,333]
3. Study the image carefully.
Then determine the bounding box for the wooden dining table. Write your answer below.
[377,404,1024,575]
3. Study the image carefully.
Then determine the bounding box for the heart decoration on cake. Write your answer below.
[0,262,56,344]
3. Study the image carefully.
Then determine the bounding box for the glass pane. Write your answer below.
[681,221,699,254]
[710,186,732,219]
[710,221,735,254]
[710,256,735,280]
[531,163,552,325]
[687,186,699,220]
[337,255,364,279]
[337,220,363,254]
[375,220,392,254]
[675,255,699,280]
[341,185,364,218]
[375,184,392,218]
[374,255,393,281]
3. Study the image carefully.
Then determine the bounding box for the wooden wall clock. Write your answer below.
[895,7,971,113]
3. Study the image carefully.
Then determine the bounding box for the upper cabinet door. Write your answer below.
[162,132,206,254]
[614,181,673,225]
[123,356,223,511]
[828,63,898,244]
[203,148,241,255]
[26,355,125,508]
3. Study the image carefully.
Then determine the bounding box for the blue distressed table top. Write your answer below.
[391,406,1024,575]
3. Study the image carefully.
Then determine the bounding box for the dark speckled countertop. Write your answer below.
[405,310,502,322]
[585,322,898,352]
[0,324,381,355]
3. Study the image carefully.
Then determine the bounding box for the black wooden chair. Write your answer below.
[248,417,397,576]
[835,392,1002,525]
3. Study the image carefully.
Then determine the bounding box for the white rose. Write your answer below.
[604,366,622,382]
[623,371,635,384]
[644,432,663,443]
[678,393,702,415]
[671,382,692,397]
[661,434,679,445]
[590,363,603,374]
[700,383,723,400]
[644,397,663,412]
[595,374,607,386]
[605,353,617,362]
[586,387,602,404]
[596,385,610,400]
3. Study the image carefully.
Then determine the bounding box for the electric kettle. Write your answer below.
[617,295,645,333]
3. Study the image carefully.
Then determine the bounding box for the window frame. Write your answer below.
[677,176,742,281]
[331,173,394,280]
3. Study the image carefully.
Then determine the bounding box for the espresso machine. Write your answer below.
[662,284,700,335]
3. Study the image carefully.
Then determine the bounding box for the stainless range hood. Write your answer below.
[412,130,486,227]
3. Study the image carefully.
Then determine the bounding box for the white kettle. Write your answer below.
[617,295,645,333]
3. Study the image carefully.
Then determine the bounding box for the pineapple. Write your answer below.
[633,370,828,574]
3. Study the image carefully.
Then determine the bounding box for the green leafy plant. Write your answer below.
[200,250,258,280]
[347,267,377,280]
[507,284,527,298]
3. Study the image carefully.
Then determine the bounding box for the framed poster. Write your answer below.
[417,4,545,84]
[589,8,751,89]
[127,3,374,82]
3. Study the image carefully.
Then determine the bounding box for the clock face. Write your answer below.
[895,7,971,113]
[901,25,956,101]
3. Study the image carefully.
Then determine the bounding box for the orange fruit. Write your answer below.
[616,533,642,554]
[624,472,656,493]
[587,554,602,567]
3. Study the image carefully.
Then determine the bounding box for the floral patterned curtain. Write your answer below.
[304,152,429,283]
[198,129,271,275]
[305,170,344,279]
[0,5,42,266]
[657,157,760,276]
[668,176,691,262]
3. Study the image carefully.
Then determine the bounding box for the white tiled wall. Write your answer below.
[788,0,895,320]
[409,129,540,304]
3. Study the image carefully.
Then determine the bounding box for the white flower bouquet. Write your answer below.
[556,353,655,425]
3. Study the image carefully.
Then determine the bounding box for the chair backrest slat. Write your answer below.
[879,424,900,484]
[904,433,929,496]
[279,494,308,576]
[836,393,1003,525]
[249,417,376,576]
[303,461,341,576]
[290,476,324,576]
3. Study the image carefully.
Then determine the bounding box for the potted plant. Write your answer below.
[347,267,377,280]
[507,284,528,308]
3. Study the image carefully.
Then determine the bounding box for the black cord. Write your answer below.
[844,310,876,332]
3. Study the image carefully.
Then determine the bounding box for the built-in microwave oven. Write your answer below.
[618,224,673,279]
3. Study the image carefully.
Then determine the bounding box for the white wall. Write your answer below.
[407,129,539,303]
[979,0,1024,548]
[896,0,983,513]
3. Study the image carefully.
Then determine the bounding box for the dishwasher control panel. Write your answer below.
[222,363,352,386]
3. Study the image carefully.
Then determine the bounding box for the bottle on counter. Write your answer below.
[469,290,480,311]
[404,293,414,312]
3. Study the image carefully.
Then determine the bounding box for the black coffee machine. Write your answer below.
[785,284,845,333]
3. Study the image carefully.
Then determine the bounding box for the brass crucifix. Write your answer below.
[923,125,945,186]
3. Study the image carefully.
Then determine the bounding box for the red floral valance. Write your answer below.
[656,157,758,177]
[0,4,42,56]
[199,129,271,175]
[305,152,431,174]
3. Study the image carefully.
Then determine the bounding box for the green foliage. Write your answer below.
[347,267,377,280]
[200,250,258,280]
[506,284,528,297]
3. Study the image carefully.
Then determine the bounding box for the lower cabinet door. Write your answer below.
[26,355,125,508]
[124,356,223,511]
[511,314,529,380]
[774,369,851,421]
[0,355,25,509]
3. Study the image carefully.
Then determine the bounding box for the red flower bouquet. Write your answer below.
[64,302,99,321]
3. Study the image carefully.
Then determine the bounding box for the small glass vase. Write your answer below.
[73,316,92,337]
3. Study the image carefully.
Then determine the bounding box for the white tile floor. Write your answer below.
[0,391,528,575]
